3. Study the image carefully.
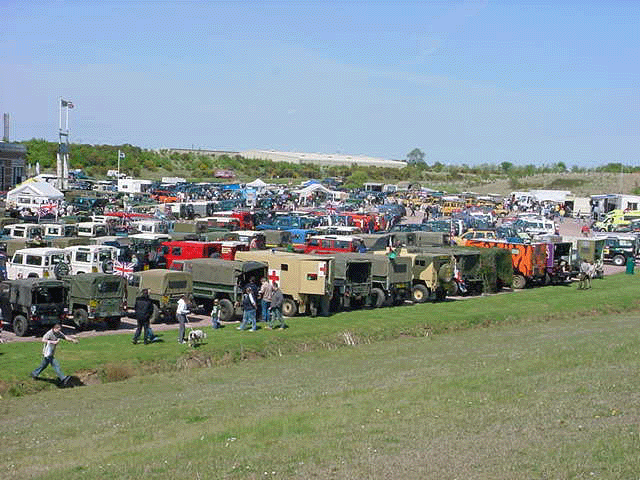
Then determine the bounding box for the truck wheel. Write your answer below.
[12,314,29,337]
[218,299,234,322]
[150,304,160,323]
[512,274,527,289]
[370,288,386,308]
[282,298,298,317]
[412,284,429,303]
[106,316,121,329]
[73,308,89,331]
[447,282,459,296]
[613,255,626,267]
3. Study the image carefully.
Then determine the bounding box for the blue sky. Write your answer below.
[1,0,638,167]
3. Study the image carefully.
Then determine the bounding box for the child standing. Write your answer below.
[211,299,222,329]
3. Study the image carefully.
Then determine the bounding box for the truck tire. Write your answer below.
[370,288,386,308]
[438,263,454,283]
[218,299,235,322]
[106,316,121,330]
[447,282,459,297]
[54,262,70,279]
[12,314,29,337]
[613,255,626,267]
[282,298,298,317]
[73,308,89,331]
[102,260,114,274]
[412,284,429,303]
[512,274,527,289]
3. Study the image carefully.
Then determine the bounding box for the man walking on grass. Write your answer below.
[269,282,286,330]
[237,286,257,331]
[31,323,78,385]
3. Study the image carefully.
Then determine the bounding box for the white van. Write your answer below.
[41,223,78,238]
[77,222,110,237]
[4,224,44,240]
[7,248,69,279]
[131,220,169,235]
[65,245,118,274]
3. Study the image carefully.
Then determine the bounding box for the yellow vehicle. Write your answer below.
[593,210,640,232]
[441,200,465,216]
[234,250,334,317]
[453,229,497,246]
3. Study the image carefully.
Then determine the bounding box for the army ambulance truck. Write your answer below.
[234,250,333,317]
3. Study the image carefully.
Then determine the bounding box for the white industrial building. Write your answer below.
[241,150,406,169]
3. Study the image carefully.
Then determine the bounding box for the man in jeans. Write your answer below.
[237,287,257,331]
[269,282,286,329]
[258,277,273,325]
[176,294,190,343]
[132,288,154,344]
[31,324,78,384]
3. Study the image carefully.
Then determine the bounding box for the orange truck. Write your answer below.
[464,239,547,289]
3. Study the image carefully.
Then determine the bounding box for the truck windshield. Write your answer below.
[98,281,121,294]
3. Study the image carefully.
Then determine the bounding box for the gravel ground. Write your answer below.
[0,218,625,344]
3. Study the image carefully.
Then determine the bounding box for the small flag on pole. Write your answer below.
[119,151,126,159]
[61,99,74,108]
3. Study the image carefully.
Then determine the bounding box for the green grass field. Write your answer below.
[2,274,640,479]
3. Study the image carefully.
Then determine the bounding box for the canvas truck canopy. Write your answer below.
[66,273,125,299]
[357,233,392,251]
[182,258,267,285]
[2,278,66,306]
[137,269,193,295]
[323,252,372,284]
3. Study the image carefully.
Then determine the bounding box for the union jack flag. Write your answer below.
[113,260,135,278]
[38,203,58,217]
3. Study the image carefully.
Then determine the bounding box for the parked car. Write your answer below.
[7,248,70,280]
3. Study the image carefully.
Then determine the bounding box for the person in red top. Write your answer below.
[581,224,590,236]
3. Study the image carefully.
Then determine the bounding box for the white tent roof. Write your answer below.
[7,179,64,201]
[247,178,268,188]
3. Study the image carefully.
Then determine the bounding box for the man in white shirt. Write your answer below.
[31,324,78,384]
[176,294,190,344]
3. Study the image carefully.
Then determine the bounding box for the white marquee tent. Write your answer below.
[6,179,64,211]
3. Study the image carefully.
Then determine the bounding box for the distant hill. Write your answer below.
[19,139,640,195]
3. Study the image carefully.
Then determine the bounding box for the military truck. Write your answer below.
[171,258,268,321]
[125,269,193,322]
[407,246,484,296]
[65,273,126,330]
[361,253,413,307]
[0,278,67,336]
[234,250,333,317]
[390,249,455,302]
[322,253,372,311]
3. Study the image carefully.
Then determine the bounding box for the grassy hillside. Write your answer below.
[20,139,640,194]
[2,275,640,479]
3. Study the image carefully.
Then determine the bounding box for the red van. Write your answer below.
[303,235,365,255]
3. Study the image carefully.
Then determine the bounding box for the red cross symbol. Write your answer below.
[318,262,328,276]
[268,269,280,283]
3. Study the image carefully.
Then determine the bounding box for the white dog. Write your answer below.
[188,329,207,347]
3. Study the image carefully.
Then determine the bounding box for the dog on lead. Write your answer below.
[188,329,207,347]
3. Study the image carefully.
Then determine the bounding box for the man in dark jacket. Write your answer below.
[133,289,154,344]
[269,282,286,329]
